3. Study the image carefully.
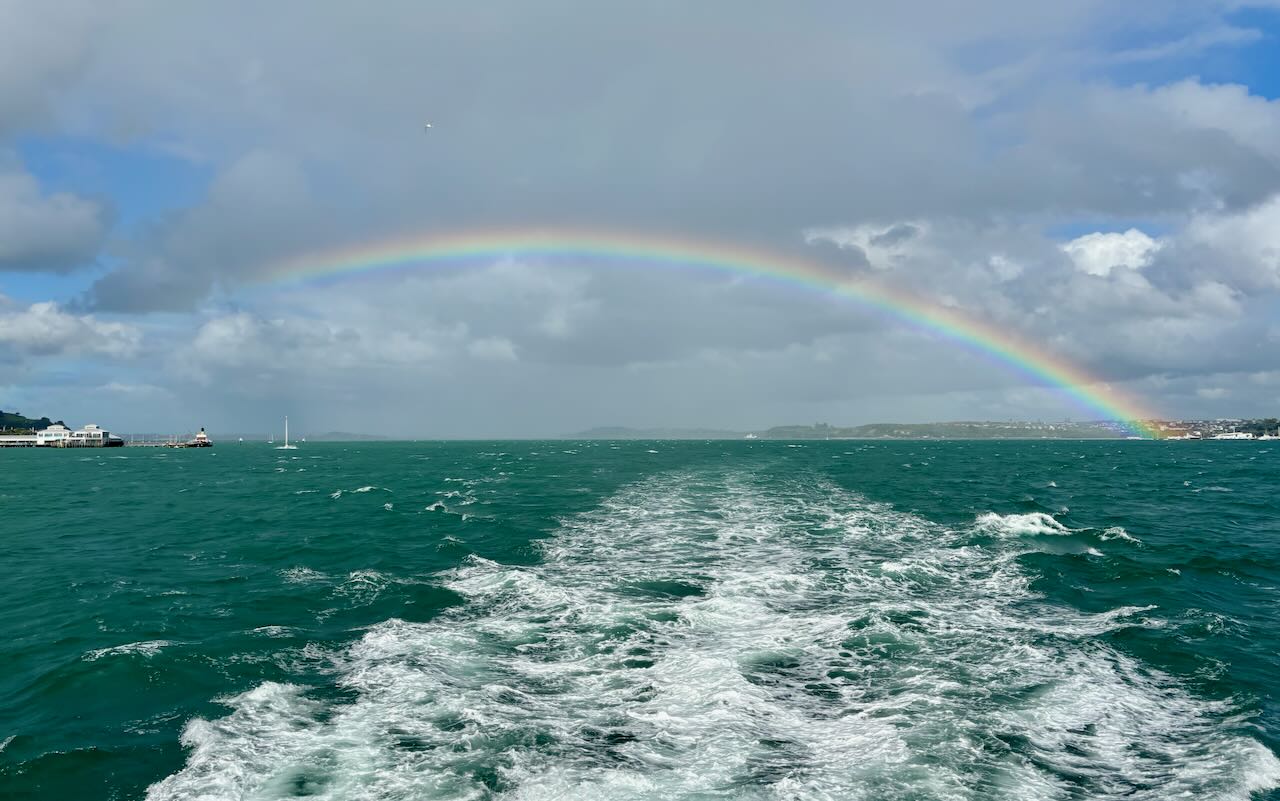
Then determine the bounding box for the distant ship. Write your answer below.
[167,427,213,448]
[276,416,298,450]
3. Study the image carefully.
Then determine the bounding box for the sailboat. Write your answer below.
[275,416,298,450]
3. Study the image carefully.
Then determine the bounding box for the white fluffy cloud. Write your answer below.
[1062,229,1163,276]
[0,299,139,358]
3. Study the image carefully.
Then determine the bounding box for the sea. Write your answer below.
[1,440,1278,800]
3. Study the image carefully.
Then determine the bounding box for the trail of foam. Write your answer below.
[149,471,1279,800]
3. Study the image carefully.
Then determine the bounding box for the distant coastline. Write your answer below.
[7,409,1277,442]
[568,418,1280,440]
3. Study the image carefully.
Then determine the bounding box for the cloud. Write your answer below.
[87,150,320,310]
[178,310,466,382]
[0,164,110,272]
[1176,194,1280,290]
[0,1,102,134]
[805,222,929,272]
[1062,229,1162,276]
[59,5,1280,307]
[8,2,1280,429]
[0,298,140,359]
[467,336,518,362]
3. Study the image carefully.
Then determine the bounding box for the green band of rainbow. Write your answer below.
[257,227,1161,437]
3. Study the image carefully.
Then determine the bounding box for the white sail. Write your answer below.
[276,415,298,449]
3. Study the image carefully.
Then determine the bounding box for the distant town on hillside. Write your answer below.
[572,419,1280,440]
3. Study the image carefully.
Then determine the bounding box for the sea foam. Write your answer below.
[149,470,1279,801]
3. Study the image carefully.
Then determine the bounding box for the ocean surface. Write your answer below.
[2,440,1278,800]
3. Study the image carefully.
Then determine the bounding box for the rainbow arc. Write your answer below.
[256,228,1161,437]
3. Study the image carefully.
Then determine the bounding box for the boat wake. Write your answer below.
[147,470,1280,800]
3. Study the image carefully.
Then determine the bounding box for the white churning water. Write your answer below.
[148,470,1280,801]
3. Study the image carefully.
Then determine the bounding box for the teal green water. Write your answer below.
[2,441,1278,800]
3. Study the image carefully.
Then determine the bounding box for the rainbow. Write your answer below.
[257,228,1161,437]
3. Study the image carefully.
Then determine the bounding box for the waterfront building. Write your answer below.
[35,424,71,446]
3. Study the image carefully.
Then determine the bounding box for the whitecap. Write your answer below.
[85,640,174,661]
[251,626,296,638]
[280,567,327,584]
[975,511,1071,536]
[1100,526,1140,543]
[333,569,392,605]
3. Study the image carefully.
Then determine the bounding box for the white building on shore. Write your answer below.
[35,424,72,446]
[0,423,124,447]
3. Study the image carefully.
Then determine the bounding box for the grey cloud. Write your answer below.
[41,3,1280,311]
[12,1,1280,429]
[0,1,103,134]
[87,150,332,311]
[0,165,110,272]
[870,224,922,248]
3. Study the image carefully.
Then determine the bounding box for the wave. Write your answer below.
[279,567,327,584]
[975,511,1071,536]
[251,626,297,638]
[1099,526,1140,543]
[149,471,1279,800]
[84,640,174,661]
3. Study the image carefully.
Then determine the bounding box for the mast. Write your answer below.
[285,416,289,447]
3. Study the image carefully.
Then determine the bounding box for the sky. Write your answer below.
[3,1,1280,437]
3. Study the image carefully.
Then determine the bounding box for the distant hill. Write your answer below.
[568,426,749,440]
[305,431,390,442]
[0,410,64,433]
[761,421,1133,440]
